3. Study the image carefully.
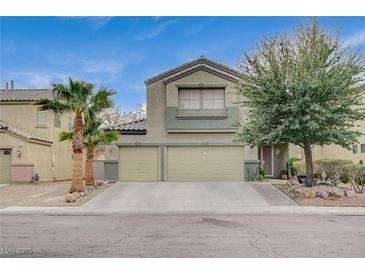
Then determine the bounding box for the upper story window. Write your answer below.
[178,88,225,110]
[54,113,61,128]
[36,111,46,126]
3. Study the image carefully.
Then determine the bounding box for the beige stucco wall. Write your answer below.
[1,103,53,139]
[0,103,73,182]
[0,133,53,181]
[112,68,258,160]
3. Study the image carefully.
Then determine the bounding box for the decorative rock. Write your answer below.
[80,192,87,197]
[303,191,316,199]
[65,193,76,202]
[328,189,343,198]
[73,192,81,198]
[345,190,355,197]
[95,180,104,186]
[315,191,328,199]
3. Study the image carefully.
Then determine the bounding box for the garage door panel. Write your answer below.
[119,147,159,181]
[167,146,244,181]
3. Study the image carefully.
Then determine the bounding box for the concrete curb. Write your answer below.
[1,206,365,216]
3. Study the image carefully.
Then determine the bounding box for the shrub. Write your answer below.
[293,160,322,177]
[246,166,265,181]
[293,160,306,175]
[288,157,300,176]
[318,159,353,186]
[256,166,265,181]
[344,164,365,193]
[340,173,350,184]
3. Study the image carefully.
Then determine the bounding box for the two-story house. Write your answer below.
[105,56,365,182]
[0,84,73,184]
[105,56,294,181]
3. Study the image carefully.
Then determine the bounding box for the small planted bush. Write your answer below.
[294,161,306,176]
[344,164,365,193]
[318,159,353,186]
[288,157,300,176]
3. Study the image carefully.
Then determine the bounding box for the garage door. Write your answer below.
[119,146,159,181]
[0,149,12,184]
[167,146,244,181]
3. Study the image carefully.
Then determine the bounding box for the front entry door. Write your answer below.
[0,149,12,184]
[261,145,273,177]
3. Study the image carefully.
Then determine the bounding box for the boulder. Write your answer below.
[328,189,343,198]
[73,192,81,198]
[345,190,355,197]
[315,191,328,199]
[95,180,105,186]
[303,190,316,199]
[65,193,76,203]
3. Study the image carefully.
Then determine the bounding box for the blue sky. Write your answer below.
[1,16,365,111]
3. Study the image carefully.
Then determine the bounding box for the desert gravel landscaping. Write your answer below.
[276,181,365,207]
[0,181,110,208]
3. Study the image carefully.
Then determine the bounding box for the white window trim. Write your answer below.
[178,88,225,110]
[36,111,47,127]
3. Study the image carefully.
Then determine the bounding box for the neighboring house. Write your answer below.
[104,56,290,181]
[0,85,73,183]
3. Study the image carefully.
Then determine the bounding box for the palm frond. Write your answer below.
[33,98,69,113]
[89,87,116,113]
[59,131,73,141]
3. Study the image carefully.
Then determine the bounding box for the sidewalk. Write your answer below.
[1,205,365,216]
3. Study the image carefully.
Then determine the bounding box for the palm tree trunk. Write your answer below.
[85,144,95,187]
[69,112,84,193]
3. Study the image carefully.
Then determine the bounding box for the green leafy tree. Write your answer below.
[34,78,115,192]
[235,20,365,187]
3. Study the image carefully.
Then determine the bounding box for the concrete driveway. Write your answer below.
[82,182,296,213]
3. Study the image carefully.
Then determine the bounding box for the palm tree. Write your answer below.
[34,78,115,193]
[60,117,119,188]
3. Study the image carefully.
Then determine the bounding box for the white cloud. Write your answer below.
[61,17,112,30]
[135,19,179,40]
[343,30,365,47]
[186,18,215,35]
[80,59,123,79]
[1,71,70,88]
[87,17,113,29]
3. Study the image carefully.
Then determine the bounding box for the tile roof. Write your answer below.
[106,118,146,132]
[145,56,244,85]
[0,89,53,102]
[0,120,53,145]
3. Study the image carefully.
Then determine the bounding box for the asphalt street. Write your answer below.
[1,213,364,257]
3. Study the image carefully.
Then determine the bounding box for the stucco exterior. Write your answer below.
[0,101,73,182]
[106,57,261,181]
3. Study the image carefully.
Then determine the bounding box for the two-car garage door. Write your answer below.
[118,145,244,182]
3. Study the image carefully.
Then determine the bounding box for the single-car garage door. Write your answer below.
[167,146,244,181]
[119,146,159,181]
